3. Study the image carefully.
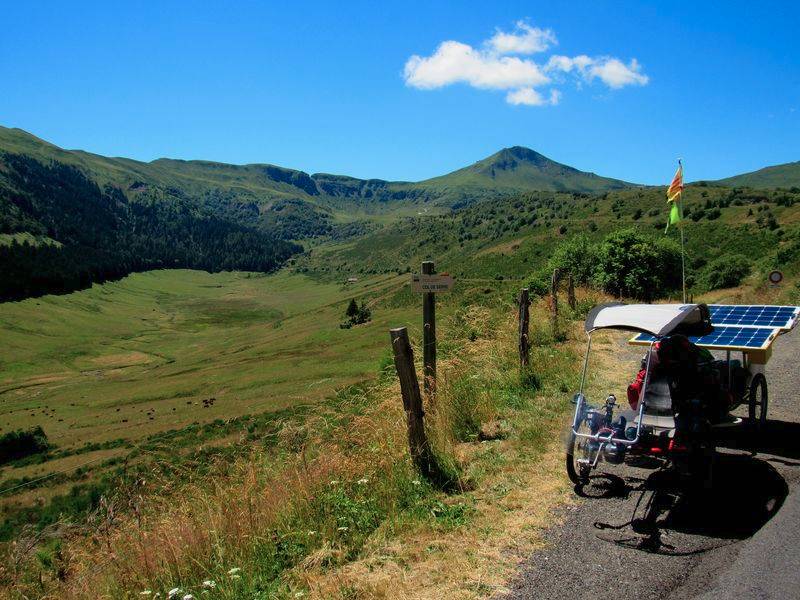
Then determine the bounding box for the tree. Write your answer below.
[341,299,371,328]
[702,255,751,290]
[594,228,682,300]
[549,234,597,284]
[357,301,371,323]
[345,298,359,319]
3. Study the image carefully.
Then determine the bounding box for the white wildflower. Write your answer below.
[295,593,305,598]
[329,480,339,485]
[412,480,421,486]
[337,526,348,531]
[227,567,241,575]
[357,478,369,485]
[183,595,195,600]
[167,588,181,600]
[202,580,216,589]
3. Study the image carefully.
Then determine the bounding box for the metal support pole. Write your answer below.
[680,225,687,304]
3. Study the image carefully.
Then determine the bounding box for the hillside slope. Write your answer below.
[0,153,300,300]
[301,184,800,295]
[714,160,800,189]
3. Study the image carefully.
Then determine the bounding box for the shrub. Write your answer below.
[593,228,682,300]
[526,267,552,297]
[701,255,752,290]
[548,234,597,284]
[340,299,372,328]
[0,427,50,465]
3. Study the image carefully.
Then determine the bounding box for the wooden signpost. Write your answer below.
[410,261,454,397]
[567,274,576,311]
[550,268,560,338]
[390,327,438,479]
[389,326,452,487]
[518,288,530,368]
[389,263,456,487]
[410,272,455,293]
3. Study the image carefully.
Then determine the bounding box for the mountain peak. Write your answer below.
[496,146,548,161]
[482,146,555,172]
[423,145,632,194]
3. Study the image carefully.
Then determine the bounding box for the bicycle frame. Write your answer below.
[570,330,656,448]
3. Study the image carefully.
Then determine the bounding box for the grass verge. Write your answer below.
[5,292,620,599]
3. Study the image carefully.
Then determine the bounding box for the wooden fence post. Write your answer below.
[422,261,436,397]
[518,288,530,368]
[390,327,446,485]
[567,274,576,311]
[550,268,560,337]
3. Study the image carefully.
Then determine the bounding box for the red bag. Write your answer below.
[627,368,646,410]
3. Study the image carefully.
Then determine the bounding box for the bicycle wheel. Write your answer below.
[566,407,594,484]
[748,373,768,427]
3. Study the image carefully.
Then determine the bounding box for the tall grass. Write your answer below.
[6,297,583,600]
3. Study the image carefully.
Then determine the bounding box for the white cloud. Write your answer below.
[545,54,593,73]
[403,41,549,90]
[487,21,556,55]
[546,55,648,88]
[403,21,648,107]
[588,58,649,88]
[506,88,561,106]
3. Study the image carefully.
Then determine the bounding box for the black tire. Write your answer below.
[748,373,768,427]
[566,424,592,485]
[566,435,585,485]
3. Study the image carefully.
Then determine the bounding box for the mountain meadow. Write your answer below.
[2,128,800,599]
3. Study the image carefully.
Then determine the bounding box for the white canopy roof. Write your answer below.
[584,303,712,337]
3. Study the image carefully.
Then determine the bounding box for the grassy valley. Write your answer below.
[0,271,418,517]
[2,267,590,599]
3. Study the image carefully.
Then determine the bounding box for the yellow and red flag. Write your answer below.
[665,161,684,231]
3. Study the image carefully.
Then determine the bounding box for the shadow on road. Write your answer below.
[717,418,800,463]
[584,419,798,555]
[651,454,787,538]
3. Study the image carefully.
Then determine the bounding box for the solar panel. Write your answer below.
[630,325,780,351]
[708,304,799,330]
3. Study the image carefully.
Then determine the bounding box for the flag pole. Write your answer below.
[679,158,687,303]
[680,224,687,303]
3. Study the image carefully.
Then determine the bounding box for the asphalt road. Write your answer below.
[504,331,800,600]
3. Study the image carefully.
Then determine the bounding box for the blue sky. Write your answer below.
[1,1,797,184]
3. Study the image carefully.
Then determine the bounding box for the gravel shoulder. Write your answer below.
[504,330,800,600]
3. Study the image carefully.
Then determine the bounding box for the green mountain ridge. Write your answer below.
[0,127,634,210]
[712,160,800,189]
